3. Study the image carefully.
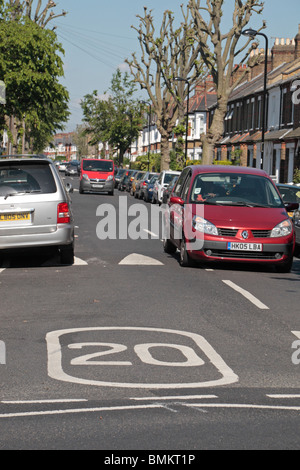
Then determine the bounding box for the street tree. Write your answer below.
[81,69,143,166]
[0,18,69,153]
[126,5,206,171]
[7,0,67,27]
[189,0,265,164]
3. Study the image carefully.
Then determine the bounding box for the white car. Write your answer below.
[58,162,68,172]
[152,170,181,204]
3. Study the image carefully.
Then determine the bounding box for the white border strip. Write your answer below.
[222,280,269,310]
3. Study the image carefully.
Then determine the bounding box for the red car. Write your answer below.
[163,165,299,272]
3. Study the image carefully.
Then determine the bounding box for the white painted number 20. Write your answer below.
[69,342,205,367]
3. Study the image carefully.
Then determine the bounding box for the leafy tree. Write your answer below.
[72,124,90,159]
[0,17,69,152]
[189,0,265,164]
[81,69,143,166]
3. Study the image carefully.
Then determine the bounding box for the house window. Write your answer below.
[257,97,262,130]
[280,88,287,126]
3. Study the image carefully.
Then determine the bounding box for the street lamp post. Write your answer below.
[141,101,151,172]
[242,29,269,170]
[175,77,190,166]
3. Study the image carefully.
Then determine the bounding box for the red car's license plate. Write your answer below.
[227,242,262,251]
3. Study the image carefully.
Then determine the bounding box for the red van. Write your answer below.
[79,159,114,195]
[163,165,299,273]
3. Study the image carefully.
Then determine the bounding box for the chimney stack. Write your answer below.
[295,24,300,59]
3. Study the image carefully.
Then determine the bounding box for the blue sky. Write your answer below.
[52,0,300,132]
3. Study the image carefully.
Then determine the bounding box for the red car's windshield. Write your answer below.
[189,173,284,208]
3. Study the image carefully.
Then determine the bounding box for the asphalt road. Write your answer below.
[1,174,300,451]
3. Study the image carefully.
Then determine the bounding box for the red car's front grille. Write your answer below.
[217,228,271,238]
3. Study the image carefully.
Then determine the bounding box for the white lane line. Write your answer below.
[0,404,162,419]
[180,403,300,412]
[1,399,88,404]
[130,395,218,401]
[222,280,269,310]
[0,268,5,274]
[266,395,300,399]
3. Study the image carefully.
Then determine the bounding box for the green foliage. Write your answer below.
[134,153,161,172]
[0,16,69,151]
[81,69,143,165]
[293,168,300,184]
[213,160,232,165]
[186,159,202,166]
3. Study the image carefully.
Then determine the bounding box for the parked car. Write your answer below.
[162,175,179,204]
[130,171,145,196]
[276,183,300,217]
[137,172,158,200]
[163,165,299,273]
[153,170,181,205]
[118,173,131,191]
[58,161,68,172]
[143,174,159,202]
[79,158,115,195]
[65,160,80,176]
[114,168,127,188]
[126,170,139,192]
[0,156,74,264]
[293,208,300,257]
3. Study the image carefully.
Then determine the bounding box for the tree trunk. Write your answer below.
[201,99,228,165]
[160,133,171,171]
[201,136,216,165]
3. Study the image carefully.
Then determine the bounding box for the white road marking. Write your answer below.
[46,327,238,388]
[0,268,5,274]
[182,403,300,412]
[2,402,300,419]
[292,331,300,339]
[222,280,269,310]
[266,395,300,399]
[74,257,88,266]
[119,254,164,266]
[1,399,88,404]
[130,395,218,401]
[0,404,162,419]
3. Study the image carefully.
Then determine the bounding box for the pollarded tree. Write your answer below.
[7,0,67,27]
[126,5,206,171]
[189,0,265,164]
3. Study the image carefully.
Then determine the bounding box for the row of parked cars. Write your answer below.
[115,168,181,205]
[115,165,300,272]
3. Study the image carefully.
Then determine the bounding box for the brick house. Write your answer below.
[211,25,300,183]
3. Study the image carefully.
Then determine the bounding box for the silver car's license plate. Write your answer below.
[227,242,262,251]
[92,184,104,189]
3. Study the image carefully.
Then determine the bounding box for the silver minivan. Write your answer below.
[0,156,74,264]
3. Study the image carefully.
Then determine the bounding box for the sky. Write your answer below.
[50,0,300,132]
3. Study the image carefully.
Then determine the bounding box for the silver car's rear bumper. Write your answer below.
[0,225,74,249]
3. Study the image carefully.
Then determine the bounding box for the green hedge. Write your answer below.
[213,160,232,165]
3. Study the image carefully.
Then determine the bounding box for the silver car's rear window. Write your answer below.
[0,162,57,196]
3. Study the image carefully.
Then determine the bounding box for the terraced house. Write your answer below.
[212,25,300,183]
